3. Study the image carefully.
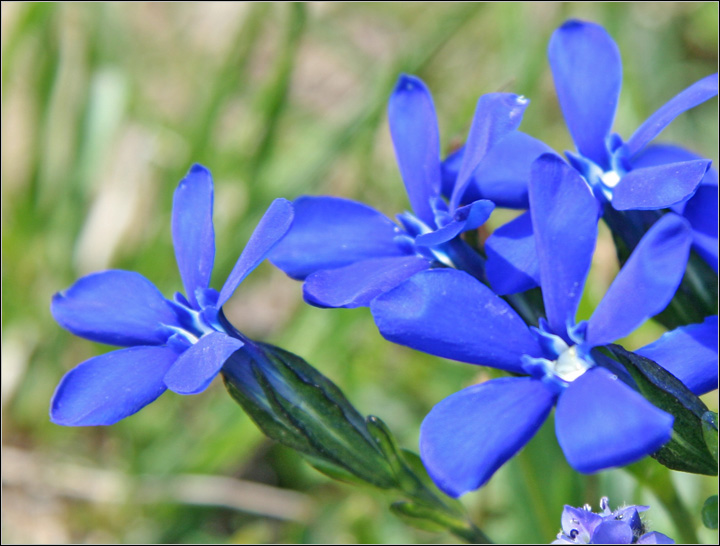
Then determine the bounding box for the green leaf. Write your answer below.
[605,344,717,475]
[702,495,718,529]
[701,411,718,465]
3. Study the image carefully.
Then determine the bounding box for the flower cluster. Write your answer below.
[50,16,717,527]
[270,19,719,496]
[553,497,673,544]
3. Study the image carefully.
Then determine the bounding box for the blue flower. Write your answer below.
[270,74,547,308]
[369,154,712,497]
[485,20,718,294]
[553,497,674,544]
[50,165,294,426]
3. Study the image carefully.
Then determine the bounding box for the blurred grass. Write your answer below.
[1,2,717,543]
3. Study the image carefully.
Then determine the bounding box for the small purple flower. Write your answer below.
[553,497,674,544]
[486,20,718,294]
[50,165,294,426]
[369,154,718,497]
[270,74,548,308]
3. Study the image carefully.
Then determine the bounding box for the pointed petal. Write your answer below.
[370,269,540,373]
[164,332,244,395]
[629,144,717,215]
[548,20,622,167]
[636,316,718,396]
[51,270,178,347]
[450,93,529,210]
[388,74,440,225]
[612,160,710,211]
[415,199,494,247]
[530,154,598,335]
[303,256,430,309]
[626,73,719,157]
[556,366,673,473]
[270,196,406,280]
[420,377,555,497]
[218,198,294,307]
[172,164,215,308]
[485,211,540,295]
[591,521,634,544]
[586,214,692,346]
[50,346,178,426]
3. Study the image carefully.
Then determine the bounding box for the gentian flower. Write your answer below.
[485,19,718,294]
[270,74,548,308]
[370,154,699,497]
[553,497,674,544]
[50,165,294,426]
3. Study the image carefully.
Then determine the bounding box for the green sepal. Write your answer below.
[222,341,397,488]
[702,495,718,529]
[701,411,718,465]
[605,344,717,475]
[222,360,317,455]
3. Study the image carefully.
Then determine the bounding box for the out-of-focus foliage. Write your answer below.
[2,2,717,543]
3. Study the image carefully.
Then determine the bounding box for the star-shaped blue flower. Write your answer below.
[270,74,548,308]
[370,154,717,497]
[485,20,718,294]
[50,165,294,426]
[553,497,674,544]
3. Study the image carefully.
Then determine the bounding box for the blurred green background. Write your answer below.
[2,2,717,543]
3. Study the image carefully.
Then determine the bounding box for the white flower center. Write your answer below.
[552,346,592,382]
[600,170,621,189]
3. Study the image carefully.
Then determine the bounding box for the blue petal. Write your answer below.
[586,214,692,346]
[561,506,602,538]
[172,164,216,308]
[270,196,406,280]
[636,316,718,396]
[415,199,494,247]
[50,346,178,426]
[625,73,719,157]
[592,521,634,544]
[529,154,598,336]
[450,94,529,211]
[556,366,673,473]
[612,160,710,211]
[164,331,244,395]
[420,377,555,497]
[370,269,540,373]
[303,255,430,309]
[548,20,622,168]
[441,147,464,200]
[388,74,441,225]
[682,183,719,272]
[440,132,554,209]
[637,531,675,544]
[218,198,294,307]
[471,132,556,209]
[630,143,716,176]
[485,211,540,295]
[51,270,179,347]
